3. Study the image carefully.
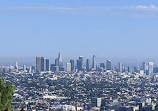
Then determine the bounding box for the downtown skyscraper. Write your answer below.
[15,61,18,72]
[86,59,90,72]
[36,57,42,73]
[36,57,49,73]
[58,52,62,67]
[106,60,112,70]
[66,63,71,72]
[118,62,122,73]
[77,56,83,71]
[92,55,97,71]
[70,59,75,72]
[148,62,154,76]
[142,62,147,74]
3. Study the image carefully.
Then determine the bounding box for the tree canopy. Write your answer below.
[0,78,14,111]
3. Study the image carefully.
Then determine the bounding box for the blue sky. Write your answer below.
[0,0,158,63]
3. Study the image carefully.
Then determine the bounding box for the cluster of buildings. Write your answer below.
[35,53,155,76]
[1,53,158,111]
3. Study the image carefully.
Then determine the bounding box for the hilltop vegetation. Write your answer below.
[0,75,14,111]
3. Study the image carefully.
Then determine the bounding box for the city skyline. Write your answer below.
[1,52,155,74]
[1,1,158,110]
[5,52,156,69]
[0,55,158,66]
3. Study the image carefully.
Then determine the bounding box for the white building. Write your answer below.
[66,63,71,72]
[97,98,102,107]
[23,65,27,73]
[148,62,154,76]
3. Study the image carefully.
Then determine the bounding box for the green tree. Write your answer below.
[0,78,14,111]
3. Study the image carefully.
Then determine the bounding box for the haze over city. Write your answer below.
[1,0,158,64]
[2,1,158,111]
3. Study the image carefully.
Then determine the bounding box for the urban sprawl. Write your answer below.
[1,53,158,111]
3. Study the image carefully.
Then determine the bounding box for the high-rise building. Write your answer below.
[122,65,126,72]
[148,62,154,75]
[100,63,105,69]
[154,67,158,73]
[142,62,147,74]
[44,58,47,71]
[66,63,71,72]
[92,55,97,70]
[59,67,64,71]
[134,66,140,73]
[41,57,45,71]
[36,57,48,72]
[86,59,90,72]
[58,52,62,67]
[36,57,41,73]
[106,60,112,70]
[55,58,59,66]
[77,56,83,71]
[70,59,75,72]
[51,64,59,72]
[31,66,35,73]
[23,65,26,72]
[29,66,32,73]
[46,59,49,71]
[15,61,18,72]
[77,60,80,71]
[31,66,36,73]
[118,62,122,73]
[127,66,131,73]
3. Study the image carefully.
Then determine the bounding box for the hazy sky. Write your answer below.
[1,0,158,61]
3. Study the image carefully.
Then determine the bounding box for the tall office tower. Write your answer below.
[55,58,59,66]
[148,62,154,76]
[118,62,122,73]
[92,55,97,70]
[77,56,83,71]
[70,59,75,72]
[44,58,47,71]
[51,64,59,72]
[127,66,131,73]
[66,63,71,72]
[122,65,125,72]
[15,61,18,69]
[36,57,46,72]
[142,62,147,73]
[100,63,105,68]
[29,66,32,73]
[106,60,112,70]
[100,63,105,72]
[46,59,49,71]
[86,59,90,72]
[154,67,158,73]
[23,65,26,72]
[134,66,140,73]
[59,66,64,71]
[79,56,83,70]
[36,57,41,73]
[41,57,45,71]
[51,64,55,71]
[31,66,35,73]
[58,52,62,67]
[43,58,49,71]
[15,61,18,72]
[77,60,80,71]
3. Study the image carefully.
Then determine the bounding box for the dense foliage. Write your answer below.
[0,77,14,111]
